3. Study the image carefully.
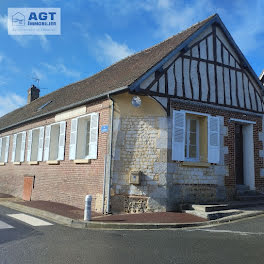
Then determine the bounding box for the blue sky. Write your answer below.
[0,0,264,117]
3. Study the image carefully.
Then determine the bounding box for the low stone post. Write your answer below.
[84,195,92,221]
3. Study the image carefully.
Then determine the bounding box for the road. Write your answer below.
[0,205,264,264]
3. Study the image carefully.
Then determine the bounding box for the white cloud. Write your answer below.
[0,15,50,50]
[41,62,81,79]
[97,34,134,65]
[32,68,46,81]
[227,0,264,54]
[91,0,264,56]
[39,35,50,52]
[0,93,26,117]
[0,53,20,73]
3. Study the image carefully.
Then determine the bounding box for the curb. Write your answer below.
[1,201,264,230]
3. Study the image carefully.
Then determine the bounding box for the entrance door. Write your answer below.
[235,124,244,185]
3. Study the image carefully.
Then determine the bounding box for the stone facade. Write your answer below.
[110,93,264,213]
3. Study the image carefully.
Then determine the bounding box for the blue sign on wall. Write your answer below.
[101,125,108,133]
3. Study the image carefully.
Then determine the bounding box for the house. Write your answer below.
[1,14,264,214]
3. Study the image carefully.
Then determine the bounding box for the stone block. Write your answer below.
[150,187,167,199]
[260,168,264,177]
[159,129,167,139]
[153,162,167,174]
[113,148,120,160]
[214,165,227,176]
[147,197,166,212]
[159,149,167,162]
[159,117,168,130]
[156,138,167,149]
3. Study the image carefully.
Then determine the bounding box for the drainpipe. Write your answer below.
[105,95,114,214]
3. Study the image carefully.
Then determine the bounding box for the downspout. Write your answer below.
[105,95,114,214]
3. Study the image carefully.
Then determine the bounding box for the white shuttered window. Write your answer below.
[43,121,66,161]
[12,132,26,162]
[172,110,220,164]
[208,116,220,163]
[0,136,10,163]
[69,113,99,160]
[27,127,44,162]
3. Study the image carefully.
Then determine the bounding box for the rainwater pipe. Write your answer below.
[104,95,114,214]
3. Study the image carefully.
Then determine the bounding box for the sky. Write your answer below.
[0,0,264,117]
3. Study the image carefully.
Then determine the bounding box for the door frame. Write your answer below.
[230,118,255,190]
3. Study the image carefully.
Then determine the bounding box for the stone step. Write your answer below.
[236,190,257,196]
[236,195,264,201]
[186,209,243,220]
[192,204,229,212]
[191,200,264,212]
[236,185,250,191]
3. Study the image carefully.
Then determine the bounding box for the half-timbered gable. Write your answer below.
[138,22,264,114]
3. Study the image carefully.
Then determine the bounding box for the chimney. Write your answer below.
[27,84,40,104]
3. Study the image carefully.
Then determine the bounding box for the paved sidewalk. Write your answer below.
[1,194,264,230]
[15,199,205,223]
[15,200,102,220]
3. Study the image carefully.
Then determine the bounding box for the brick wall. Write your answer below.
[0,99,111,212]
[171,99,264,200]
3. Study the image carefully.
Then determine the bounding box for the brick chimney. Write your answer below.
[27,85,40,104]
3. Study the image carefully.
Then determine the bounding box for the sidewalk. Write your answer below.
[1,194,264,230]
[12,199,206,223]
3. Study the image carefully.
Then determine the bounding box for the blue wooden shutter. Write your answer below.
[172,110,186,161]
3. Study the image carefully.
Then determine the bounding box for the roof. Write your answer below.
[260,70,264,82]
[2,13,260,133]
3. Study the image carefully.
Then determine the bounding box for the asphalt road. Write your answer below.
[0,205,264,264]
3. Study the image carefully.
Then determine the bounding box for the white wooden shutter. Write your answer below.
[89,113,99,159]
[37,127,44,161]
[4,136,9,163]
[58,121,66,160]
[208,116,220,163]
[27,130,32,161]
[11,134,17,162]
[44,125,51,161]
[172,110,186,161]
[20,132,26,162]
[0,138,2,161]
[69,118,78,160]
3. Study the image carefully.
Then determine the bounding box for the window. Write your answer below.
[43,121,66,161]
[27,127,44,162]
[11,132,26,162]
[0,136,10,163]
[185,117,199,161]
[69,113,99,160]
[172,110,220,163]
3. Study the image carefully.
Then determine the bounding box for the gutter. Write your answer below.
[105,95,114,214]
[0,86,128,134]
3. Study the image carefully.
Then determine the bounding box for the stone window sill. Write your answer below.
[74,159,91,164]
[0,162,5,166]
[13,162,21,165]
[46,160,60,165]
[28,161,39,165]
[181,161,210,168]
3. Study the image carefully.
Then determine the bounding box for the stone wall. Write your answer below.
[110,92,263,213]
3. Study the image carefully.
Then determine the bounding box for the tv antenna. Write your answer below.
[32,76,48,90]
